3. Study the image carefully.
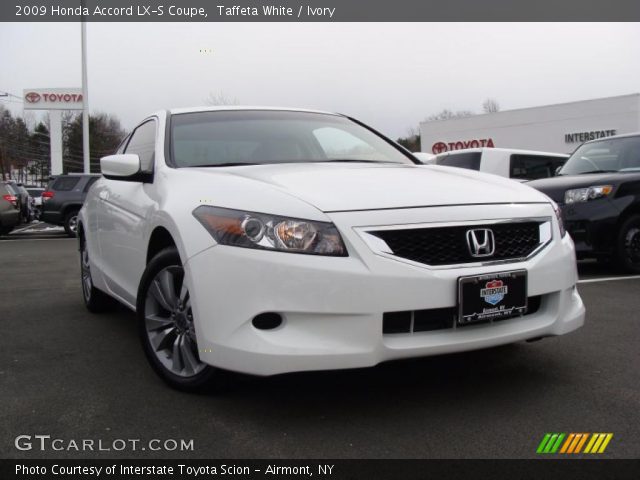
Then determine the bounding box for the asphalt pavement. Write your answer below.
[0,236,638,459]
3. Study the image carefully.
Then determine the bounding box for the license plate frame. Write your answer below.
[457,270,528,326]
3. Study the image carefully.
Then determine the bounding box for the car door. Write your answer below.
[97,119,159,307]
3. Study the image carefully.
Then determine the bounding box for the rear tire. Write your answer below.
[137,247,220,392]
[615,214,640,273]
[64,210,80,237]
[80,235,117,313]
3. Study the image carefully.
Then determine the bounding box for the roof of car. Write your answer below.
[168,106,341,116]
[584,131,640,144]
[435,147,569,157]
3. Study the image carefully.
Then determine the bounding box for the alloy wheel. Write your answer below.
[80,242,92,302]
[144,266,205,378]
[68,215,78,233]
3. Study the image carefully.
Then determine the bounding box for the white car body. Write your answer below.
[434,147,569,181]
[79,107,584,382]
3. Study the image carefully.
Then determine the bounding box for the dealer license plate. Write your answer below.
[457,270,528,326]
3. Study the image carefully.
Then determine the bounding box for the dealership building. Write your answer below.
[420,93,640,155]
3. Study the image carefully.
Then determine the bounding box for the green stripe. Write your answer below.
[550,433,566,453]
[543,434,559,453]
[537,433,552,453]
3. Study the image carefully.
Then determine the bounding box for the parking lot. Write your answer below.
[1,231,639,459]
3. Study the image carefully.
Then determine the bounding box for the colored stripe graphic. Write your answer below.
[584,433,614,454]
[537,433,565,454]
[567,433,583,453]
[574,433,589,453]
[538,433,613,454]
[559,433,575,453]
[536,434,552,454]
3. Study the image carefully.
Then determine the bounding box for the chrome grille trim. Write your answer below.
[356,217,553,270]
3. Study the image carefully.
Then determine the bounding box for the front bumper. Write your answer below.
[561,198,625,257]
[41,210,63,226]
[185,204,585,376]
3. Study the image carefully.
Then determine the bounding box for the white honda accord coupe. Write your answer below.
[78,107,585,391]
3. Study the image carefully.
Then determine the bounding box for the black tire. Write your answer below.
[137,247,220,392]
[80,235,117,313]
[0,226,13,236]
[64,210,80,237]
[615,215,640,273]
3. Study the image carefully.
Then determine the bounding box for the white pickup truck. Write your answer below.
[428,148,569,181]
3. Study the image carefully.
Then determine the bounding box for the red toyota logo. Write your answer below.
[25,92,41,103]
[432,142,447,154]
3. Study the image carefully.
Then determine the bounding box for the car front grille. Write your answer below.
[382,295,543,334]
[370,221,543,266]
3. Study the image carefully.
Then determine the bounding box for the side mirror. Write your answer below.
[554,166,563,176]
[413,152,436,164]
[100,154,142,180]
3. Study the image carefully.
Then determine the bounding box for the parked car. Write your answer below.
[3,180,33,222]
[78,107,584,391]
[25,187,45,220]
[0,183,20,235]
[41,174,100,237]
[529,132,640,272]
[433,148,569,181]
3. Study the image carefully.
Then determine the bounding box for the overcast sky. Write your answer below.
[1,22,639,138]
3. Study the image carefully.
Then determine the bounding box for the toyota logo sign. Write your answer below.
[432,142,448,154]
[25,92,41,103]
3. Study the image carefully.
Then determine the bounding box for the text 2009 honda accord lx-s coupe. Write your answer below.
[78,107,585,391]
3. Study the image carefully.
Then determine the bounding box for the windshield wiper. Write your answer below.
[189,162,259,168]
[321,159,397,164]
[578,169,618,174]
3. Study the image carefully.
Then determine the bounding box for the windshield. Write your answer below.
[170,110,414,167]
[559,136,640,175]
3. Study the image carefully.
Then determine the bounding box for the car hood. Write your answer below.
[194,163,548,212]
[528,173,632,203]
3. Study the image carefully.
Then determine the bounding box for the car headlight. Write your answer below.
[564,185,613,204]
[551,201,566,237]
[193,206,348,256]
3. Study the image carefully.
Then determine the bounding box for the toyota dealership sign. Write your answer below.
[23,88,83,110]
[432,138,495,154]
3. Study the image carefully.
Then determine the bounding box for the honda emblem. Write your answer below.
[466,228,495,257]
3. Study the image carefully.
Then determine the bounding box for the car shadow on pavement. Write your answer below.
[212,340,572,412]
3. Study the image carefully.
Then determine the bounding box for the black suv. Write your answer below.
[41,174,100,237]
[529,133,640,272]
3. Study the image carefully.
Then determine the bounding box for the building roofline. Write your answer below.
[420,93,640,126]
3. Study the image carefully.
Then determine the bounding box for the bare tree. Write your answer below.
[205,91,240,106]
[397,127,421,152]
[426,109,475,122]
[482,98,500,113]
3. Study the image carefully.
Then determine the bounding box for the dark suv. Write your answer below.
[2,181,31,222]
[41,174,100,237]
[0,183,21,235]
[529,133,640,272]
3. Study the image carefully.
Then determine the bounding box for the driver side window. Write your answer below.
[124,120,157,173]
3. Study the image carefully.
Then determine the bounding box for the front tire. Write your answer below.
[137,247,218,392]
[615,214,640,273]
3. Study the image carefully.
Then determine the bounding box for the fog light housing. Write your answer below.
[252,312,283,330]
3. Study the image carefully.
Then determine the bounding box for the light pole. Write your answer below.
[81,6,90,174]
